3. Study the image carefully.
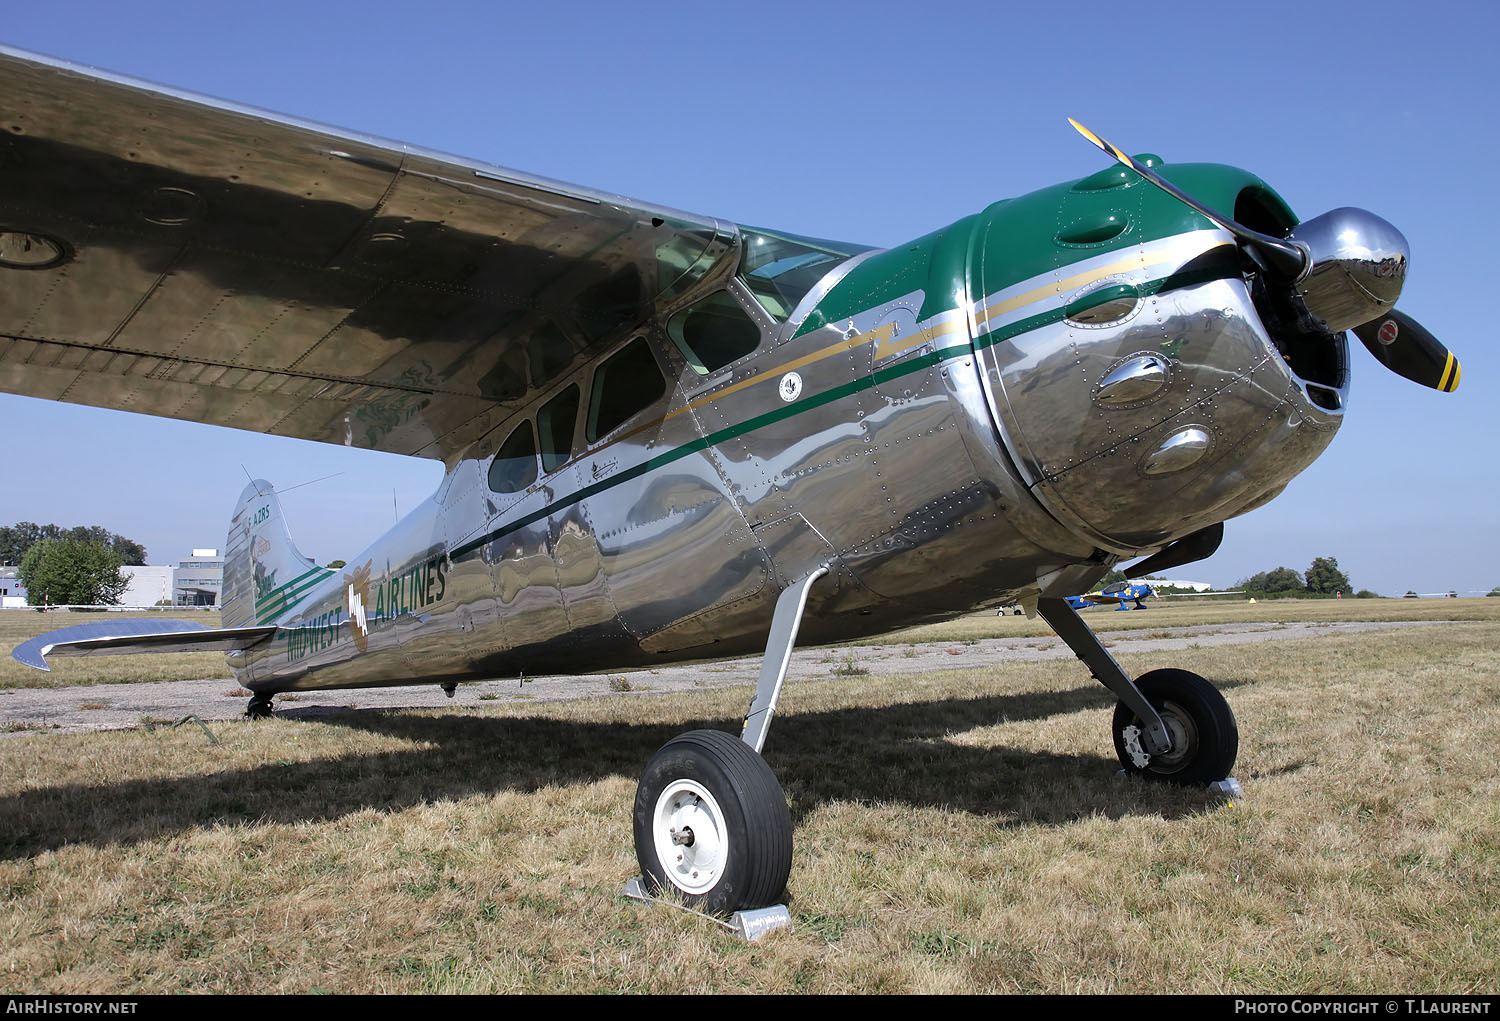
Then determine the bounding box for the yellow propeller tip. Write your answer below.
[1068,117,1099,144]
[1442,358,1461,393]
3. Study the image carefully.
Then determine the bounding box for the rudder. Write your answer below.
[222,479,329,627]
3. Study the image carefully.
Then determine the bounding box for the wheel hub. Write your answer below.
[652,780,728,895]
[1148,699,1199,772]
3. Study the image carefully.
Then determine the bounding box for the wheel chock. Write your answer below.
[1114,771,1245,802]
[622,877,793,942]
[1208,777,1244,801]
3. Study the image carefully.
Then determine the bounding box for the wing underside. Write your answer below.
[0,47,738,462]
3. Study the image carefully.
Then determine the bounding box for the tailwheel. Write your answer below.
[632,729,792,915]
[1113,669,1238,786]
[245,693,275,719]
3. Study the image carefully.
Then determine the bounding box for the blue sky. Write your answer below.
[1,0,1494,596]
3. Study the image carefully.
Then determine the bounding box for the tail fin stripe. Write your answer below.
[255,565,333,615]
[256,569,334,621]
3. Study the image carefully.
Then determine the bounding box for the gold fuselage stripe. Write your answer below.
[973,251,1170,330]
[559,251,1180,468]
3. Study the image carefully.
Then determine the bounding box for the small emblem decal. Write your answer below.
[1377,319,1399,346]
[779,372,803,402]
[345,561,372,654]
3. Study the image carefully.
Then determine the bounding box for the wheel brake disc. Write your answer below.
[1121,723,1151,768]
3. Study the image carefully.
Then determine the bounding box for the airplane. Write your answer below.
[1065,581,1157,611]
[0,45,1460,917]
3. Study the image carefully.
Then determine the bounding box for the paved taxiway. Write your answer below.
[1,620,1458,736]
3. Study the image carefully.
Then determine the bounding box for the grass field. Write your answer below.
[3,598,1494,689]
[1,602,1498,992]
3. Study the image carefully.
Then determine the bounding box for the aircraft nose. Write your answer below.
[973,247,1344,552]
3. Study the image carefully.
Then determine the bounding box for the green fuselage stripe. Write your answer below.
[448,342,974,563]
[973,261,1239,351]
[279,259,1242,618]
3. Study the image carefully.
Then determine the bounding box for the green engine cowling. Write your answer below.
[965,159,1346,554]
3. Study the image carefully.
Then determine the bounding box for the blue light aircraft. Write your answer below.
[1065,581,1157,611]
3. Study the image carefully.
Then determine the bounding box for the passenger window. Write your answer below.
[587,336,667,441]
[667,292,760,375]
[487,421,538,493]
[537,384,579,472]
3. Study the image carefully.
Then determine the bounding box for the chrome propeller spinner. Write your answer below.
[1288,206,1406,333]
[1068,119,1459,393]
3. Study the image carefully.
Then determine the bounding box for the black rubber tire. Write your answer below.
[632,729,792,915]
[245,693,274,720]
[1112,668,1237,786]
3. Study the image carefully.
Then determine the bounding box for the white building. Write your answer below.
[173,548,224,606]
[1137,577,1214,592]
[0,567,26,608]
[120,565,175,607]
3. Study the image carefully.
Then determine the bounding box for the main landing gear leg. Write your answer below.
[1036,597,1239,787]
[628,566,827,936]
[245,692,274,719]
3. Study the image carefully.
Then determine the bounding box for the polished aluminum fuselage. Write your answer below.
[0,47,1347,695]
[236,224,1345,693]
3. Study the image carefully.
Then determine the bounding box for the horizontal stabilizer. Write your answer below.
[12,619,277,671]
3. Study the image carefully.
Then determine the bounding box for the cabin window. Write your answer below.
[527,320,575,389]
[737,228,869,322]
[667,292,761,375]
[537,384,580,473]
[476,345,527,402]
[587,336,667,441]
[487,420,538,493]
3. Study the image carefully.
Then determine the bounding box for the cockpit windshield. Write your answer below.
[736,227,871,322]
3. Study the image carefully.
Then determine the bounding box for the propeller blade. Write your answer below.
[1068,121,1458,393]
[1352,310,1461,392]
[1068,118,1309,279]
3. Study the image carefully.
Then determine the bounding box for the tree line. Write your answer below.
[1236,556,1370,598]
[2,522,148,606]
[1,522,146,567]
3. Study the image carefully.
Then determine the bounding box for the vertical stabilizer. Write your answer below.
[222,479,329,627]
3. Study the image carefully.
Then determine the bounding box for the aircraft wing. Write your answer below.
[11,617,278,671]
[0,47,738,462]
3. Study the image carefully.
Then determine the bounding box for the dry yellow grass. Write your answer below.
[1,605,1496,993]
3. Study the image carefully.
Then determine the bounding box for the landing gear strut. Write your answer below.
[630,566,825,916]
[1037,597,1238,785]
